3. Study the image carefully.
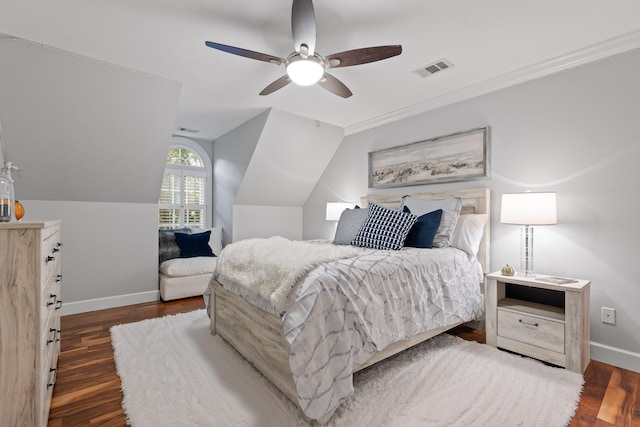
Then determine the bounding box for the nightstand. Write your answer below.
[485,272,590,373]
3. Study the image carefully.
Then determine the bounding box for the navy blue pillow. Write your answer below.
[174,230,214,258]
[403,207,443,248]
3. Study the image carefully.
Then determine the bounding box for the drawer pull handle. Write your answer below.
[47,368,57,389]
[52,247,61,253]
[47,328,58,344]
[56,274,62,283]
[56,242,63,247]
[55,300,63,310]
[46,255,56,263]
[47,294,57,307]
[56,329,62,342]
[518,319,539,327]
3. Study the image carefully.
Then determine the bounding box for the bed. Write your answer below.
[206,187,490,423]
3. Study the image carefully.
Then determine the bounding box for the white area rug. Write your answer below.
[111,310,584,427]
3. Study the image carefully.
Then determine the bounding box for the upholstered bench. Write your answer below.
[158,227,222,301]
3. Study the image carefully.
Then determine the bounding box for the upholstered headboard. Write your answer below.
[362,187,490,273]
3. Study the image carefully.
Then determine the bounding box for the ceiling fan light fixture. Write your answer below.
[204,0,402,97]
[286,53,324,86]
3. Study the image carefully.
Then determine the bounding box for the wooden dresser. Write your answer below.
[0,220,63,427]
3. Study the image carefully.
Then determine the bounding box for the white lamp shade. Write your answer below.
[326,202,354,221]
[500,192,557,225]
[286,56,324,86]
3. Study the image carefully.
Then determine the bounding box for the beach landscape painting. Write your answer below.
[369,127,489,188]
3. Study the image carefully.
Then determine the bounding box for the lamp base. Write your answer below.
[519,225,535,276]
[519,271,536,277]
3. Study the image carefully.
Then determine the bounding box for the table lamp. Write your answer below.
[500,192,557,276]
[325,202,354,221]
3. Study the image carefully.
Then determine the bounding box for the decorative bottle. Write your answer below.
[0,164,14,222]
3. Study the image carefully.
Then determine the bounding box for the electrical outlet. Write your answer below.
[601,307,616,325]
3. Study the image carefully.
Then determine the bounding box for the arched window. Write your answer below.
[158,139,211,230]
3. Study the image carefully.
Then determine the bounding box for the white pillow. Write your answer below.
[191,227,223,256]
[400,196,462,248]
[451,214,487,257]
[159,256,218,277]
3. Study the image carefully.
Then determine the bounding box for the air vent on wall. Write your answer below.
[176,127,200,134]
[413,58,454,78]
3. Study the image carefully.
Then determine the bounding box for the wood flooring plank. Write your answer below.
[51,396,125,421]
[50,378,123,409]
[635,374,640,426]
[593,419,620,427]
[90,411,127,427]
[597,369,627,424]
[48,296,639,427]
[597,367,640,426]
[568,360,613,426]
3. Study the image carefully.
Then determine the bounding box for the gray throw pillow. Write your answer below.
[159,227,191,264]
[333,208,369,245]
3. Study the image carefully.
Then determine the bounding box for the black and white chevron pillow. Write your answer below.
[351,202,417,250]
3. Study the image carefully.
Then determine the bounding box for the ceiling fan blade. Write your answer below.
[326,45,402,68]
[291,0,316,55]
[205,41,283,65]
[317,73,352,98]
[259,75,292,96]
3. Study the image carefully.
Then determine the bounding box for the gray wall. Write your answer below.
[0,37,181,312]
[304,50,640,371]
[22,201,159,303]
[1,38,180,203]
[213,110,269,246]
[214,108,343,244]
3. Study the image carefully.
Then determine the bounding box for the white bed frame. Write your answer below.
[210,187,490,420]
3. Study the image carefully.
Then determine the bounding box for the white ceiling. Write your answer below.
[2,1,640,141]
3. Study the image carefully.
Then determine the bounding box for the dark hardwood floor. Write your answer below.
[48,297,640,426]
[48,297,204,426]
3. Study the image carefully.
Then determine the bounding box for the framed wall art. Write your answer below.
[368,126,489,188]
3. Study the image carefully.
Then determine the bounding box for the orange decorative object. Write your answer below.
[14,200,24,221]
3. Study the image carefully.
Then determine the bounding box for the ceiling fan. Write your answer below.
[205,0,402,98]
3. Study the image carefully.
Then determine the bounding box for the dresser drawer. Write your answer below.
[40,342,59,425]
[41,303,61,426]
[42,312,61,363]
[497,309,565,354]
[41,280,62,335]
[41,226,61,286]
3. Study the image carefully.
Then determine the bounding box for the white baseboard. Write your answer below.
[591,341,640,373]
[60,290,160,315]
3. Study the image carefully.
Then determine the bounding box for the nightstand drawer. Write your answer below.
[497,309,565,353]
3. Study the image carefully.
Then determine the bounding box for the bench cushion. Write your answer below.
[160,256,218,277]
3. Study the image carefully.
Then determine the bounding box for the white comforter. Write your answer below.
[213,245,483,424]
[214,237,359,313]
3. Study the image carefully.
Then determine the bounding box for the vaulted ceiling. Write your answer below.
[1,1,640,141]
